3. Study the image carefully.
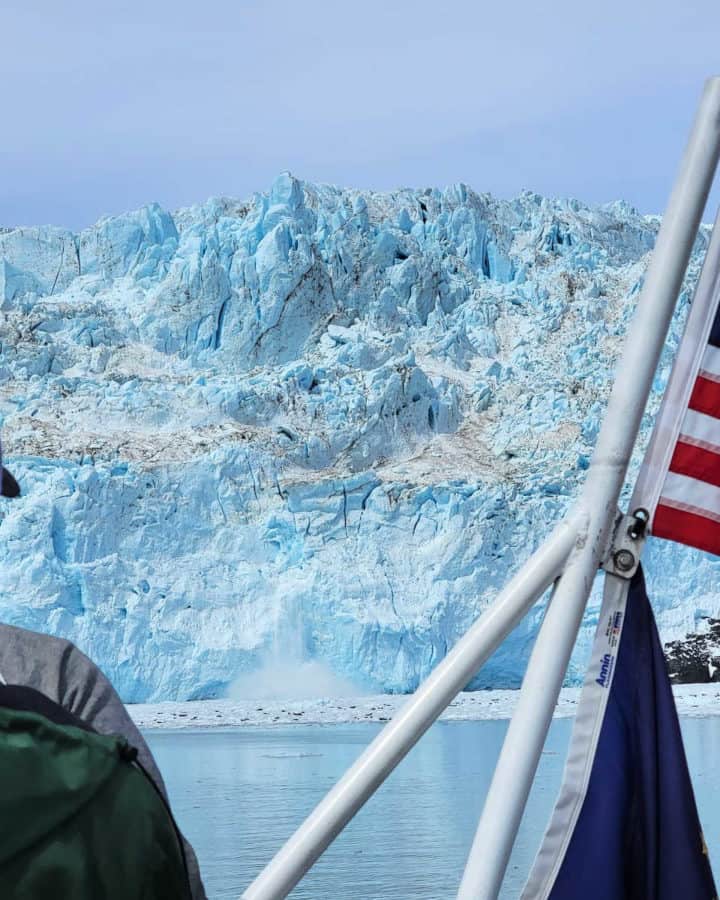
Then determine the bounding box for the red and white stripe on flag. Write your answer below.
[632,213,720,555]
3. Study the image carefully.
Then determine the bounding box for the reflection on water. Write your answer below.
[145,717,720,899]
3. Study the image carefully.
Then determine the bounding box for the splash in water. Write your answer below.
[228,659,366,701]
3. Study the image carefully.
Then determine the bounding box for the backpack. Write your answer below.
[0,684,192,899]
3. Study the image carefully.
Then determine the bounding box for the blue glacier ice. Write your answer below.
[0,175,718,701]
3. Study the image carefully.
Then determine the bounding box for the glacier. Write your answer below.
[1,174,719,701]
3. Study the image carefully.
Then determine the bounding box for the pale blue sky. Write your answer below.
[2,0,719,229]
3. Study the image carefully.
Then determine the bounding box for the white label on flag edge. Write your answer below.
[520,574,630,900]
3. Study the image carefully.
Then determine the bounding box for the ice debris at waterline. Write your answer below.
[128,685,720,730]
[1,174,718,701]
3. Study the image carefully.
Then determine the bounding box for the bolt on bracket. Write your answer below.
[601,507,649,580]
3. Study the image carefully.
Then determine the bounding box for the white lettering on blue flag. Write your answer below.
[521,574,628,900]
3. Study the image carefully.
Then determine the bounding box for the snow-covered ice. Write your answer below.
[1,174,719,701]
[129,685,720,730]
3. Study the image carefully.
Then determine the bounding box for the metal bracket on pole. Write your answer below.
[601,508,649,579]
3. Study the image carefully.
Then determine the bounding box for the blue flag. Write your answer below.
[522,566,717,900]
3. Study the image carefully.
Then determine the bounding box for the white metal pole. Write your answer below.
[242,513,583,900]
[457,76,720,900]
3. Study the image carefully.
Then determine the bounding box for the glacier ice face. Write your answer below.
[0,176,716,700]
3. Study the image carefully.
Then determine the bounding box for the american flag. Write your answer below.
[633,216,720,554]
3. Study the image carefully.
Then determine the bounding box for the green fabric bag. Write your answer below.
[0,704,191,899]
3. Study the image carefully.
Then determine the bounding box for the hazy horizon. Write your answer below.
[3,0,719,230]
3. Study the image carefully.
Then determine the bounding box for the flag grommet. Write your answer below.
[627,508,649,541]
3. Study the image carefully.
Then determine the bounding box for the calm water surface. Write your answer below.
[145,718,720,899]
